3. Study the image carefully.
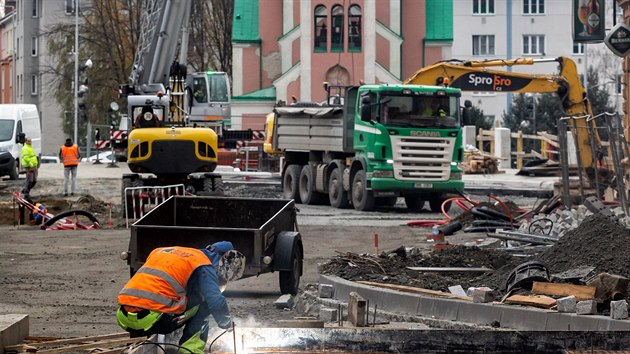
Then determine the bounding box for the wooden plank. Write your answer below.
[34,337,147,354]
[532,282,596,301]
[357,281,471,301]
[406,267,494,273]
[505,294,556,309]
[6,333,130,350]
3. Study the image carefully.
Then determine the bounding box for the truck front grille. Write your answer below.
[390,136,455,181]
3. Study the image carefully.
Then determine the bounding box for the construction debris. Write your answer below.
[461,149,502,174]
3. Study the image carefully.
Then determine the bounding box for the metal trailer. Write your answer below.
[125,196,303,294]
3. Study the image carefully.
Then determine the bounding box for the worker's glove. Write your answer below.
[218,317,232,330]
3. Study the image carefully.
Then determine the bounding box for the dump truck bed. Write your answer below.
[128,196,297,277]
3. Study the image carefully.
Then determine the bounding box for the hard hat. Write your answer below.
[216,250,246,286]
[442,77,450,86]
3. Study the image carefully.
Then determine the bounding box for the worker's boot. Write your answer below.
[178,332,205,354]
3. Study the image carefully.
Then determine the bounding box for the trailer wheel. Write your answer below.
[404,196,425,212]
[429,195,451,213]
[328,167,349,208]
[298,165,320,204]
[351,170,374,211]
[282,165,301,202]
[279,248,302,295]
[8,159,18,180]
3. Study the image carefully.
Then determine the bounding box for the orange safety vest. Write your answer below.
[118,247,211,314]
[61,145,80,167]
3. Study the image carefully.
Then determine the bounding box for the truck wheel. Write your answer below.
[429,195,451,213]
[279,248,302,295]
[282,165,301,202]
[298,165,320,204]
[351,170,374,211]
[404,196,425,212]
[328,167,349,208]
[8,159,18,180]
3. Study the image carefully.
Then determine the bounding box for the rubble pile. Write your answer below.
[319,213,630,298]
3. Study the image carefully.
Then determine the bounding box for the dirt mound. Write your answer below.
[320,213,630,296]
[319,246,515,292]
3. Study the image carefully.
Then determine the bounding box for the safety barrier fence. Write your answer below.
[124,184,185,228]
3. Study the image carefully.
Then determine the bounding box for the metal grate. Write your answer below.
[390,136,455,181]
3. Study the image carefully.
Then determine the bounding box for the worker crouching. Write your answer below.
[116,242,245,354]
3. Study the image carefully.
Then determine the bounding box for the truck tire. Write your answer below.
[8,159,18,180]
[404,196,425,212]
[279,248,302,295]
[298,164,320,204]
[351,170,374,211]
[328,167,349,208]
[282,165,301,202]
[429,195,451,213]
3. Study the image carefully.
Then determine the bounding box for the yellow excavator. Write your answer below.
[404,56,629,205]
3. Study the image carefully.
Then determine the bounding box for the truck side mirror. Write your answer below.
[360,96,371,122]
[17,132,25,144]
[461,100,473,126]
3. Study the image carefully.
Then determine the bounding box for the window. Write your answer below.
[331,5,344,52]
[523,35,545,55]
[472,35,495,56]
[473,0,494,14]
[31,36,37,56]
[573,42,584,55]
[348,5,362,52]
[523,0,544,14]
[65,0,75,14]
[314,5,327,52]
[31,75,37,95]
[32,0,38,17]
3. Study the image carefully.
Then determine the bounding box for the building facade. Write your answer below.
[451,0,623,125]
[0,1,15,104]
[230,0,453,131]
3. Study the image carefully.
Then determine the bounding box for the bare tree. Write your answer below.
[189,0,233,78]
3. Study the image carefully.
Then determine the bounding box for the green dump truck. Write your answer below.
[265,84,465,212]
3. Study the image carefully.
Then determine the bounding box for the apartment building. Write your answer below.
[452,0,623,125]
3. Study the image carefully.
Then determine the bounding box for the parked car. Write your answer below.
[81,151,115,162]
[41,155,60,164]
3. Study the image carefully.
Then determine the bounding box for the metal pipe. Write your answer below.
[496,229,559,242]
[74,0,79,145]
[558,118,572,208]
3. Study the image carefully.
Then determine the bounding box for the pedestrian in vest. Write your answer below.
[21,136,38,201]
[117,241,245,354]
[59,138,80,196]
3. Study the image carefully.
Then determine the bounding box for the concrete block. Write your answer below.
[472,288,493,303]
[0,314,29,354]
[545,313,574,330]
[556,296,577,313]
[610,300,628,320]
[318,284,334,298]
[499,306,550,330]
[494,128,511,167]
[348,292,367,327]
[274,294,294,309]
[456,302,502,326]
[417,297,460,321]
[319,307,338,322]
[569,314,603,330]
[576,300,597,315]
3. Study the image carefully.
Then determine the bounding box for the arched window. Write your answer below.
[331,5,344,52]
[314,5,327,52]
[348,5,362,52]
[326,65,350,86]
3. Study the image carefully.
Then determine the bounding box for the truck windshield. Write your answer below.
[379,94,460,128]
[0,119,14,142]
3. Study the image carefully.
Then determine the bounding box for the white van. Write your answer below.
[0,104,42,179]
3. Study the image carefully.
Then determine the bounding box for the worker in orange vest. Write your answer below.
[116,242,245,354]
[59,138,80,196]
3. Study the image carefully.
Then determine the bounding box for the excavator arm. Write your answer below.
[404,56,600,182]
